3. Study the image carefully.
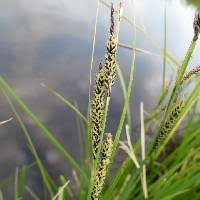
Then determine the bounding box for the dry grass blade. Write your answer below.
[140,102,148,199]
[73,170,80,189]
[25,186,40,200]
[118,42,157,56]
[0,190,3,200]
[89,0,100,103]
[52,180,70,200]
[0,118,13,126]
[119,125,140,169]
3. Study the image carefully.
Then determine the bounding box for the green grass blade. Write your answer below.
[117,65,132,133]
[74,102,86,165]
[27,146,56,198]
[0,190,3,200]
[59,176,73,200]
[150,36,198,156]
[14,168,19,200]
[1,88,56,198]
[103,158,132,199]
[164,40,197,118]
[112,2,136,167]
[58,190,64,200]
[18,165,27,199]
[99,0,180,68]
[52,181,69,200]
[162,1,167,91]
[154,81,200,158]
[0,76,87,181]
[0,162,36,190]
[41,83,88,124]
[25,186,40,200]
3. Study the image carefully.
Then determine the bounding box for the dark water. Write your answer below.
[0,0,198,198]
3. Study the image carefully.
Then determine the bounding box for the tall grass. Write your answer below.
[0,1,200,200]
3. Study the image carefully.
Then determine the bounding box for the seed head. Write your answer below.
[91,133,113,200]
[193,9,200,41]
[152,101,184,151]
[181,66,200,83]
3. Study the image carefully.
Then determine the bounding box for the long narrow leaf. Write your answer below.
[18,165,27,199]
[1,88,56,197]
[41,83,87,124]
[0,76,87,181]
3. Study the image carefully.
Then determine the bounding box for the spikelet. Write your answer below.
[181,66,200,83]
[91,133,113,200]
[103,34,118,95]
[99,3,118,96]
[152,101,184,151]
[193,9,200,42]
[91,69,107,159]
[91,4,117,159]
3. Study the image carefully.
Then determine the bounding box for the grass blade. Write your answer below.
[162,1,167,91]
[140,102,148,199]
[18,165,27,199]
[117,65,132,133]
[1,88,57,197]
[52,181,70,200]
[99,0,180,68]
[14,168,19,200]
[0,118,13,125]
[88,0,100,104]
[112,0,136,169]
[59,176,73,200]
[40,83,87,124]
[0,76,87,181]
[25,186,40,200]
[0,190,3,200]
[154,81,200,158]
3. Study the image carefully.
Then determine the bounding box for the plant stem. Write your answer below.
[162,1,167,92]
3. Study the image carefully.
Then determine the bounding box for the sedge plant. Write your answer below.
[0,1,200,200]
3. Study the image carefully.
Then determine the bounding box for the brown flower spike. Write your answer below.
[91,4,118,159]
[193,9,200,41]
[91,133,113,200]
[181,66,200,83]
[152,101,184,151]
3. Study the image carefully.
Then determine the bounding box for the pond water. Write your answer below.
[0,0,198,198]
